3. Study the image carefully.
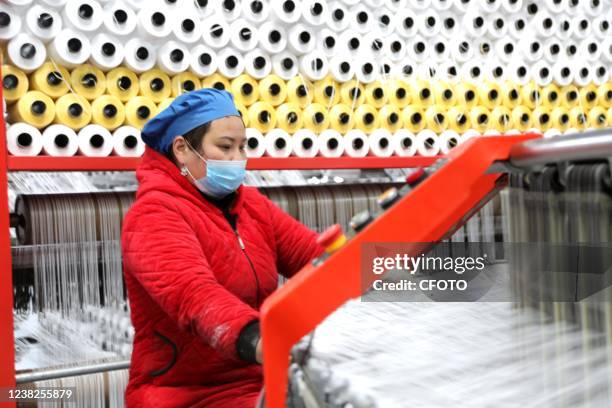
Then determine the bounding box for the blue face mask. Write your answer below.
[184,147,247,198]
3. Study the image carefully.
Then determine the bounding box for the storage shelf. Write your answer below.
[7,156,442,171]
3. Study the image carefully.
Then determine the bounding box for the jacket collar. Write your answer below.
[135,146,246,215]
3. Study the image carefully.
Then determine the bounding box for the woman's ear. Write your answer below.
[171,136,189,165]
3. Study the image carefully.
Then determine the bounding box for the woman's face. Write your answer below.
[174,116,246,180]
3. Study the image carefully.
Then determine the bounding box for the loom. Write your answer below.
[258,130,612,407]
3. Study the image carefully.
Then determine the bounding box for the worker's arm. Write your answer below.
[261,193,325,278]
[122,197,259,362]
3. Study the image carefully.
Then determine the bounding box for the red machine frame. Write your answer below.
[260,133,539,407]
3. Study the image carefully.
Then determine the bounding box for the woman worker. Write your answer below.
[121,88,323,407]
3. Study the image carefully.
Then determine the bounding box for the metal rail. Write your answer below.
[509,129,612,169]
[16,360,130,384]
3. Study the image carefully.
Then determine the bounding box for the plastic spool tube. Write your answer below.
[344,129,369,157]
[447,106,471,133]
[302,103,329,133]
[338,29,362,57]
[339,80,365,106]
[173,12,203,44]
[460,60,484,82]
[125,96,157,128]
[123,38,156,73]
[378,105,402,133]
[556,17,572,40]
[541,83,561,108]
[511,105,532,131]
[242,0,270,24]
[367,129,394,157]
[392,129,416,156]
[479,0,501,12]
[291,129,319,157]
[138,69,171,103]
[106,67,139,102]
[508,61,531,86]
[373,8,395,37]
[229,19,258,53]
[415,129,439,157]
[353,104,378,134]
[272,0,301,24]
[430,39,450,62]
[171,72,200,97]
[201,18,230,49]
[88,33,123,72]
[543,39,562,64]
[256,75,286,107]
[508,16,527,40]
[521,39,544,63]
[113,125,144,157]
[387,79,412,109]
[103,1,137,37]
[485,62,506,82]
[188,45,216,78]
[396,9,418,38]
[288,24,316,56]
[62,0,103,32]
[598,83,612,108]
[387,33,407,62]
[91,94,125,131]
[425,105,448,133]
[418,10,441,38]
[521,81,541,110]
[580,39,602,62]
[533,61,553,86]
[593,16,610,39]
[248,101,276,134]
[276,102,303,133]
[532,106,552,130]
[550,107,571,132]
[355,57,377,85]
[39,0,66,8]
[313,77,339,107]
[24,5,62,42]
[230,75,259,107]
[329,55,354,83]
[451,0,471,12]
[317,28,339,58]
[542,0,563,13]
[201,74,229,92]
[592,65,608,86]
[302,0,327,26]
[573,64,592,87]
[42,124,78,156]
[215,48,244,79]
[417,62,437,79]
[583,0,604,17]
[409,0,432,10]
[137,6,172,41]
[263,129,291,157]
[603,38,612,63]
[7,33,46,73]
[271,52,298,81]
[7,123,43,156]
[298,51,328,82]
[487,13,508,39]
[361,32,385,61]
[326,1,350,32]
[561,85,580,107]
[432,81,456,108]
[455,82,479,109]
[552,63,573,87]
[502,0,522,12]
[402,105,426,133]
[70,64,106,101]
[386,0,408,9]
[0,4,22,41]
[439,12,459,39]
[532,12,556,38]
[588,107,608,129]
[569,107,588,130]
[48,29,92,69]
[245,128,265,158]
[450,37,474,63]
[349,4,372,34]
[2,65,28,104]
[572,17,591,39]
[438,129,459,154]
[286,76,313,108]
[329,104,354,134]
[463,11,487,38]
[579,85,599,110]
[437,61,459,80]
[469,106,491,133]
[8,90,54,128]
[77,125,113,157]
[157,41,190,75]
[192,0,215,19]
[318,129,344,157]
[219,0,241,22]
[242,50,269,80]
[29,63,68,99]
[259,22,287,55]
[54,93,92,130]
[363,81,388,109]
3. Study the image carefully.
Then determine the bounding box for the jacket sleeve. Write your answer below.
[122,198,259,361]
[262,194,325,278]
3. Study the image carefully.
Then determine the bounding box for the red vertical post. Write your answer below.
[0,66,16,407]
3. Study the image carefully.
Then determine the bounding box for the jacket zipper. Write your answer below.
[231,223,261,308]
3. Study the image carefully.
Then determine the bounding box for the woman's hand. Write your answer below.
[256,338,263,364]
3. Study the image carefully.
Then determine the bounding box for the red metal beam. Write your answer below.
[260,134,539,407]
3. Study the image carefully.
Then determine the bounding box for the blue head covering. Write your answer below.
[141,88,240,153]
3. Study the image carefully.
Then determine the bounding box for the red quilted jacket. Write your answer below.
[121,147,323,407]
